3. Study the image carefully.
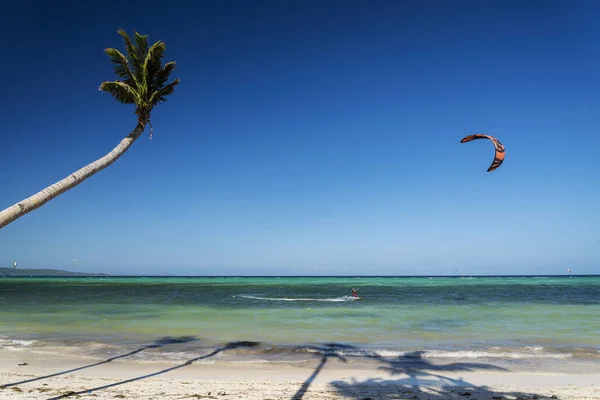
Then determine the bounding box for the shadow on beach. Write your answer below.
[44,340,261,399]
[1,339,561,400]
[330,377,560,400]
[293,343,559,400]
[0,336,198,389]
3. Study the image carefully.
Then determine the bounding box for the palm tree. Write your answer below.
[0,29,179,230]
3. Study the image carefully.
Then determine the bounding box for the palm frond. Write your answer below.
[143,40,166,92]
[116,29,139,64]
[153,61,176,91]
[117,29,145,86]
[104,48,136,85]
[149,78,180,105]
[134,32,149,61]
[98,81,138,104]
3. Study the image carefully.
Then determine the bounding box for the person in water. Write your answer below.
[351,288,358,298]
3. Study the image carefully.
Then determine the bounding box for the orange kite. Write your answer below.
[460,134,505,172]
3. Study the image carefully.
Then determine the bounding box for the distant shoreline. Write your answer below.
[0,267,107,277]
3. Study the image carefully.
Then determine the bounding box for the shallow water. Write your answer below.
[1,276,599,364]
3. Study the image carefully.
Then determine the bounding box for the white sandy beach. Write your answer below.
[1,346,600,400]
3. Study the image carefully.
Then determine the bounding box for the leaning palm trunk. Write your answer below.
[0,29,179,231]
[0,122,145,229]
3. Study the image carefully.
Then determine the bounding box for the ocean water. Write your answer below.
[1,276,599,367]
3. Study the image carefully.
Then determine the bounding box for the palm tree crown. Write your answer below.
[99,29,179,135]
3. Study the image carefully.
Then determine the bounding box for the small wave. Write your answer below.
[422,349,572,359]
[235,295,359,302]
[0,339,36,347]
[303,346,578,360]
[124,345,586,362]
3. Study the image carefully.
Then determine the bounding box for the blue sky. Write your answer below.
[0,0,598,276]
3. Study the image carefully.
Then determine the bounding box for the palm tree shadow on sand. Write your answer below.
[45,340,260,400]
[1,339,561,399]
[291,343,351,400]
[0,336,198,389]
[293,345,557,400]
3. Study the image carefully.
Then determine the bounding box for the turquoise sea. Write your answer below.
[1,276,599,367]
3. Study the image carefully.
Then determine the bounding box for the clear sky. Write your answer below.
[1,0,598,276]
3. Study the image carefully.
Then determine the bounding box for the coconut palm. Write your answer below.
[0,29,179,229]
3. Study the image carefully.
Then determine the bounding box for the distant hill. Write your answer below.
[0,267,107,277]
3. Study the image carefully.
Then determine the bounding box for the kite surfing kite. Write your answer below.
[460,134,505,172]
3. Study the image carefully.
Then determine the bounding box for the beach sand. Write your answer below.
[1,345,600,400]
